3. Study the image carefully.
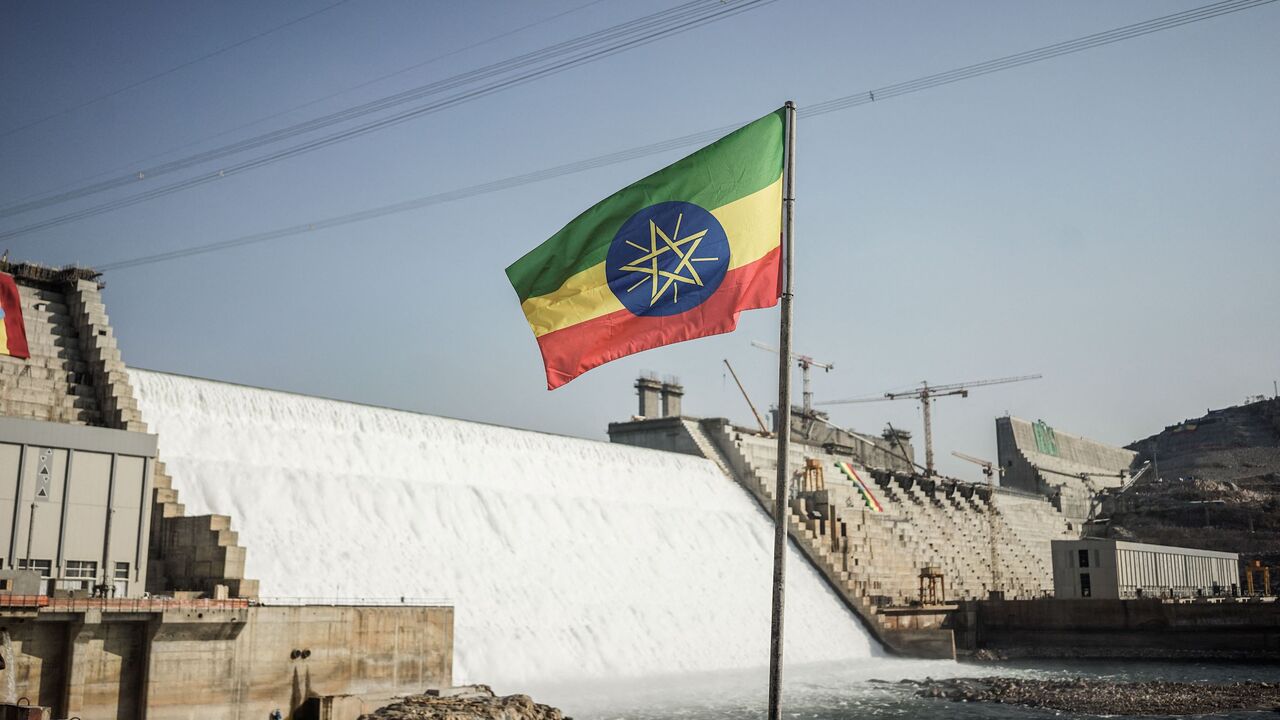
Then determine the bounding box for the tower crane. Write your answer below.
[818,374,1042,476]
[751,340,832,416]
[951,450,1003,484]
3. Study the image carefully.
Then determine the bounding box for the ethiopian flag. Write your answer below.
[507,109,785,389]
[0,272,30,359]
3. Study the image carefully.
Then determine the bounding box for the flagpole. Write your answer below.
[767,100,796,720]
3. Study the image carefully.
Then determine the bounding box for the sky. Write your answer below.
[1,0,1277,480]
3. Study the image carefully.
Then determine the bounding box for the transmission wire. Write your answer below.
[55,0,1280,271]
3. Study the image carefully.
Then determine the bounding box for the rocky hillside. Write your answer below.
[1093,397,1280,575]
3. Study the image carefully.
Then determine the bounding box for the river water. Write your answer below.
[546,659,1278,719]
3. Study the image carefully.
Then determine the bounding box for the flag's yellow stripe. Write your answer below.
[0,323,7,355]
[520,176,782,338]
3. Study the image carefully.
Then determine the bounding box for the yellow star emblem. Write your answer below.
[616,212,721,306]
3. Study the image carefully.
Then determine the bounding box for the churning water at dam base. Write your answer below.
[541,659,1278,720]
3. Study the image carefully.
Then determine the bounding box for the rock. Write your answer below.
[358,686,566,720]
[911,677,1280,716]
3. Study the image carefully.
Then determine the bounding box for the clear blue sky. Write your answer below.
[2,0,1277,479]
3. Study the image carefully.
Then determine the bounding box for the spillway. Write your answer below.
[131,370,876,690]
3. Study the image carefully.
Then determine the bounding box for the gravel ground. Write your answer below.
[905,676,1280,715]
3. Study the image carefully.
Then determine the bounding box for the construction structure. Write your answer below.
[610,379,1079,658]
[996,416,1137,524]
[821,375,1040,476]
[0,261,453,719]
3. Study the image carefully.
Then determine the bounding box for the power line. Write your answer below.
[93,0,1276,273]
[0,0,775,242]
[1,0,612,209]
[0,0,356,139]
[90,0,1277,272]
[0,0,765,222]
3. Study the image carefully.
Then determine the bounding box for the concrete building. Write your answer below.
[997,416,1137,523]
[1051,539,1239,599]
[0,416,156,597]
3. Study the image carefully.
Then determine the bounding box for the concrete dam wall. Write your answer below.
[131,370,875,690]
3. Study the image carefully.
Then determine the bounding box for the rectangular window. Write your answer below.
[114,562,129,580]
[1078,549,1090,568]
[1080,572,1092,597]
[17,559,52,578]
[65,560,98,580]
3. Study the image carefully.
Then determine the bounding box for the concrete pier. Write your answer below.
[0,600,452,720]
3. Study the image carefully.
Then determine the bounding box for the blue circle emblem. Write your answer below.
[605,201,730,317]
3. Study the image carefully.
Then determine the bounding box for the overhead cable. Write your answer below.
[0,0,768,222]
[92,0,1277,271]
[0,0,356,140]
[1,0,611,208]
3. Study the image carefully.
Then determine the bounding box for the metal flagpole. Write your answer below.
[767,100,796,720]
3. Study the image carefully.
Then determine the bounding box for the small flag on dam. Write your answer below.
[0,273,30,359]
[506,108,785,389]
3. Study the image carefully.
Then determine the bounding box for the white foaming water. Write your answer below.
[2,630,14,703]
[132,370,876,691]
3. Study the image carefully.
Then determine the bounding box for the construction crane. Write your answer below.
[723,359,770,435]
[951,450,1003,484]
[751,340,833,416]
[818,374,1042,477]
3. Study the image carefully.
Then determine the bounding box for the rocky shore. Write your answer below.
[358,685,567,720]
[904,676,1280,715]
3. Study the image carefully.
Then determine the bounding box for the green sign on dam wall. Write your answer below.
[1034,420,1060,456]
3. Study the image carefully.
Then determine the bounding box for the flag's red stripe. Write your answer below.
[536,246,781,389]
[0,275,30,359]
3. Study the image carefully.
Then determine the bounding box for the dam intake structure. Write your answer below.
[131,370,877,690]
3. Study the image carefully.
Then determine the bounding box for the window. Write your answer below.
[65,560,97,580]
[1080,572,1092,597]
[114,562,129,580]
[1078,549,1090,568]
[17,559,52,578]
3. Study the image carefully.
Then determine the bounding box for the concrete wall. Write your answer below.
[996,416,1136,522]
[0,604,452,720]
[607,416,702,456]
[954,597,1280,660]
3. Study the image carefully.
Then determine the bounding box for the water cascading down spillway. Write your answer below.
[132,370,876,691]
[2,629,15,704]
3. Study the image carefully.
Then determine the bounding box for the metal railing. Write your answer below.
[253,596,452,607]
[0,594,250,612]
[0,593,452,613]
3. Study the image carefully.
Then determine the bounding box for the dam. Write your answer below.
[130,370,877,690]
[2,260,1275,719]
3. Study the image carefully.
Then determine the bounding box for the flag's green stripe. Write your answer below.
[506,108,785,303]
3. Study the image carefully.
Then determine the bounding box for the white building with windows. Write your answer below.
[1052,539,1239,599]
